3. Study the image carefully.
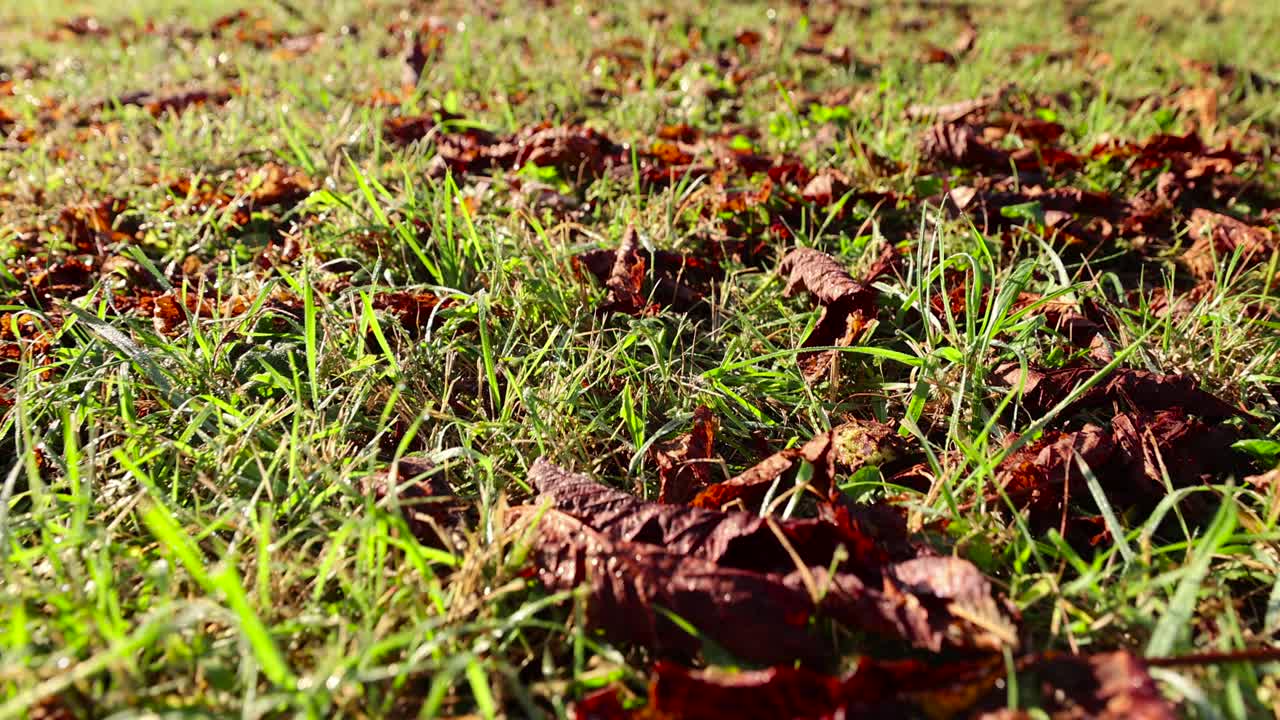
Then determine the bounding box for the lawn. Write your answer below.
[2,0,1280,717]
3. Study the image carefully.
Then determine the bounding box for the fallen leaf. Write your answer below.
[371,291,453,336]
[589,649,1172,720]
[57,197,136,253]
[994,363,1242,422]
[236,162,314,208]
[650,405,719,504]
[905,91,1004,124]
[1244,467,1279,492]
[995,425,1115,535]
[1088,131,1245,207]
[779,246,898,378]
[523,459,1018,658]
[363,456,470,551]
[1013,292,1116,364]
[991,650,1176,720]
[520,504,837,664]
[646,654,1003,719]
[920,121,1010,171]
[401,18,449,91]
[414,122,625,183]
[734,29,762,49]
[800,170,851,206]
[573,227,721,316]
[145,88,234,117]
[151,289,214,336]
[1183,208,1275,282]
[1110,408,1244,507]
[692,430,836,512]
[24,257,96,303]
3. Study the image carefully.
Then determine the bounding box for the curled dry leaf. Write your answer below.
[691,430,836,511]
[690,419,907,512]
[994,363,1242,422]
[649,405,719,504]
[596,228,647,315]
[363,456,470,551]
[573,227,721,316]
[920,24,978,66]
[779,246,898,379]
[401,18,450,91]
[235,162,315,208]
[1012,292,1115,364]
[643,656,1006,720]
[166,162,312,227]
[57,197,137,253]
[920,121,1010,171]
[799,170,856,207]
[0,313,56,381]
[1244,467,1280,492]
[411,121,625,182]
[944,183,1124,240]
[517,504,830,665]
[152,289,214,336]
[530,457,874,573]
[992,408,1245,539]
[1088,131,1246,209]
[1110,409,1245,506]
[145,88,235,117]
[905,89,1005,124]
[987,651,1176,720]
[370,291,452,336]
[521,459,1018,661]
[80,87,237,122]
[995,425,1114,535]
[1183,208,1275,282]
[516,124,620,180]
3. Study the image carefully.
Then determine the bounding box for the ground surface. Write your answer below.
[2,0,1280,718]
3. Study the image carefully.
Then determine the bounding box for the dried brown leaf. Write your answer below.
[995,363,1242,422]
[779,246,897,378]
[363,456,470,551]
[524,459,1018,657]
[1183,208,1275,282]
[921,121,1010,170]
[650,406,719,504]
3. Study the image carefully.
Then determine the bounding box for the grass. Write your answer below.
[2,0,1280,717]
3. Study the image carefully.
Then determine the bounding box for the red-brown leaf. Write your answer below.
[995,363,1242,422]
[650,405,719,504]
[920,121,1011,170]
[371,291,452,336]
[573,227,721,316]
[633,650,1173,720]
[518,503,831,665]
[525,459,1018,657]
[779,246,898,378]
[691,430,836,512]
[1183,208,1275,282]
[363,456,470,551]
